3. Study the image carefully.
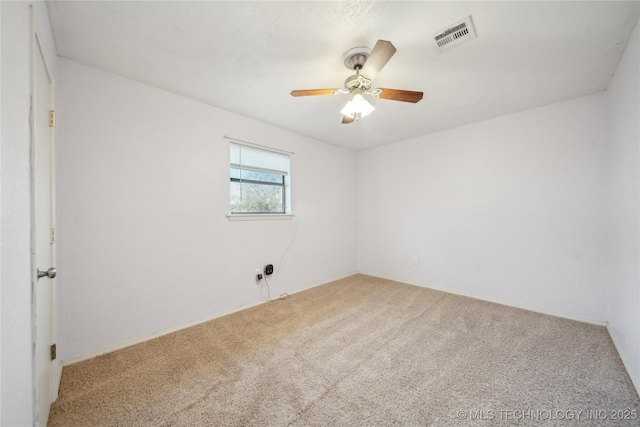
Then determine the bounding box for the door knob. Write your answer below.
[37,267,56,280]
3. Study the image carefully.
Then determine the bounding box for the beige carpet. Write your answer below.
[49,274,639,426]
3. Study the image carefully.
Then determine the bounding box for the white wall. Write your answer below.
[0,4,31,424]
[606,16,640,394]
[357,93,608,323]
[56,58,357,362]
[1,1,57,425]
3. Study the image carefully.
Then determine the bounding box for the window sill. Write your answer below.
[226,213,294,221]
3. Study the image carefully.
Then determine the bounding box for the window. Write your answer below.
[229,141,291,216]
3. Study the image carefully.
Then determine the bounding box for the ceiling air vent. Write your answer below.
[432,16,477,54]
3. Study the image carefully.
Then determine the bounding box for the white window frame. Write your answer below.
[226,137,293,221]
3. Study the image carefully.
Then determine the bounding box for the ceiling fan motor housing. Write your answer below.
[344,74,361,90]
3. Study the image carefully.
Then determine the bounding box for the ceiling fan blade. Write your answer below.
[290,89,339,97]
[377,88,423,103]
[342,115,355,124]
[360,40,396,81]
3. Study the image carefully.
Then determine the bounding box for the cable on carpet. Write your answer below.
[256,219,297,302]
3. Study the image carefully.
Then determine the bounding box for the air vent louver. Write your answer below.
[432,16,477,54]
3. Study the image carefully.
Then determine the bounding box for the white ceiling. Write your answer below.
[47,1,640,151]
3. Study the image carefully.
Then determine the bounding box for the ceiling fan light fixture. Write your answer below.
[290,39,422,125]
[340,93,374,119]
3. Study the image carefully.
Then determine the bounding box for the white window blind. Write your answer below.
[230,143,289,176]
[229,140,291,216]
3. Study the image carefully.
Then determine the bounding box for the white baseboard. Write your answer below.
[358,272,608,326]
[54,359,62,398]
[62,271,359,367]
[607,324,640,397]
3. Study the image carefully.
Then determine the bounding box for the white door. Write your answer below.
[32,30,57,427]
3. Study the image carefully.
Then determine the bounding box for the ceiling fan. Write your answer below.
[290,40,423,124]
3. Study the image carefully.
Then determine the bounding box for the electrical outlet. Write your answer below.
[265,264,274,275]
[412,256,418,265]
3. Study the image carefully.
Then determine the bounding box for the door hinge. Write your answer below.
[48,110,55,127]
[50,228,56,244]
[50,344,57,360]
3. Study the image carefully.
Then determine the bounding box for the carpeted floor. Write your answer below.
[49,274,640,426]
